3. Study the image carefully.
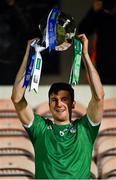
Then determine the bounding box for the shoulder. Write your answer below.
[24,113,52,129]
[74,114,100,144]
[73,114,100,127]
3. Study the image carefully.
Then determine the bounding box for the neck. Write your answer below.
[53,119,71,125]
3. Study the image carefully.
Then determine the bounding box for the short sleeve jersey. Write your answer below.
[25,113,100,179]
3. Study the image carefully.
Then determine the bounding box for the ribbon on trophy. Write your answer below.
[23,39,45,92]
[23,7,81,92]
[23,8,61,92]
[47,8,60,51]
[69,38,82,85]
[23,45,35,88]
[29,42,45,91]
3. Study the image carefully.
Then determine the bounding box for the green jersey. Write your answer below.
[25,113,100,179]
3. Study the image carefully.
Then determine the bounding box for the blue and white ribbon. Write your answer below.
[23,8,61,92]
[23,46,35,88]
[29,41,45,92]
[47,8,60,52]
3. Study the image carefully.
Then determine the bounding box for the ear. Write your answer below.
[72,101,76,109]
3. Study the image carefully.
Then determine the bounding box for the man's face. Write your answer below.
[49,90,75,124]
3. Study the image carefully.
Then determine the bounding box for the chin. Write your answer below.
[57,118,66,122]
[52,111,69,122]
[54,115,68,122]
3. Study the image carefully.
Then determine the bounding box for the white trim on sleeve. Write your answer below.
[23,118,34,128]
[87,114,100,126]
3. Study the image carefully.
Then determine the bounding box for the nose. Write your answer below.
[56,100,62,107]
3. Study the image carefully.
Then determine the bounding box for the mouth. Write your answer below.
[55,109,65,113]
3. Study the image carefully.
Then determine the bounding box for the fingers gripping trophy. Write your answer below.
[23,8,82,92]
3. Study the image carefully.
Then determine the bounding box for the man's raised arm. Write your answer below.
[78,34,104,124]
[11,40,35,126]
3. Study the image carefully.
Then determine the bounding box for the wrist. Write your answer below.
[83,52,89,56]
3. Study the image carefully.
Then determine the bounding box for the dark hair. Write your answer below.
[48,82,74,102]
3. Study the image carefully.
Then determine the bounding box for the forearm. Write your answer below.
[78,34,104,123]
[11,41,35,126]
[11,43,30,103]
[83,52,104,101]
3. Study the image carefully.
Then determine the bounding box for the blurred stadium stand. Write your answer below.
[0,0,60,85]
[0,98,116,179]
[0,99,35,179]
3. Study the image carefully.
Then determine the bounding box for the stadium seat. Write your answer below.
[101,156,116,179]
[0,156,35,178]
[0,136,34,158]
[90,160,98,179]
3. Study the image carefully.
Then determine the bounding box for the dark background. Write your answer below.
[0,0,60,85]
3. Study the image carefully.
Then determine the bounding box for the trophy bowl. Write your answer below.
[38,8,77,51]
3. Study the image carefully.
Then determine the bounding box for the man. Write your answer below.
[11,34,104,179]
